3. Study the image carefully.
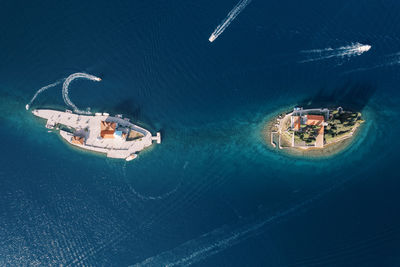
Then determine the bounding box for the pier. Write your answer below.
[152,132,161,144]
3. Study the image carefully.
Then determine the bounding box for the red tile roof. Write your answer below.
[293,116,301,131]
[306,115,324,126]
[100,121,116,138]
[71,136,85,145]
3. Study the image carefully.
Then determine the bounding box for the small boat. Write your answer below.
[126,154,137,161]
[209,34,216,42]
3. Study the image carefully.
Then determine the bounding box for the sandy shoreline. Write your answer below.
[263,109,364,158]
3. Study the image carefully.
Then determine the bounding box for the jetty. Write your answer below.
[33,109,161,160]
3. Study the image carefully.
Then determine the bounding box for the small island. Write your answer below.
[266,106,364,157]
[32,109,161,161]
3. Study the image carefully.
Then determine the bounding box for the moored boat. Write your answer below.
[125,154,137,161]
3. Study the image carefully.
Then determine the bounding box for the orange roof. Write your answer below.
[102,133,114,139]
[293,116,301,131]
[71,136,85,145]
[100,121,116,131]
[101,130,115,139]
[306,115,324,126]
[100,121,116,138]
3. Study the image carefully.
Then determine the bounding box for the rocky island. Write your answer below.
[266,107,364,157]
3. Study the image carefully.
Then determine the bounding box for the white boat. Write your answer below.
[356,44,371,53]
[209,34,216,42]
[32,109,161,160]
[125,154,137,161]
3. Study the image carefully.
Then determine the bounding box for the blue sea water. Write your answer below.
[1,0,400,266]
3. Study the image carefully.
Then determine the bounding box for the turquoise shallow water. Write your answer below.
[1,0,400,266]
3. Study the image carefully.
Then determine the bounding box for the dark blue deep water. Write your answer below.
[1,0,400,266]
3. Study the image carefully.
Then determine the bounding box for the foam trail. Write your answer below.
[26,80,64,110]
[300,43,371,63]
[132,176,351,267]
[133,202,306,266]
[122,164,181,201]
[209,0,251,42]
[385,52,400,66]
[62,72,101,114]
[344,51,400,74]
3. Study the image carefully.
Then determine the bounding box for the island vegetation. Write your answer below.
[265,106,364,157]
[324,110,364,143]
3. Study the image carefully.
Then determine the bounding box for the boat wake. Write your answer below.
[26,72,101,113]
[25,79,64,110]
[299,43,371,63]
[383,52,400,66]
[62,72,101,114]
[131,174,354,267]
[343,51,400,74]
[122,164,181,201]
[209,0,251,42]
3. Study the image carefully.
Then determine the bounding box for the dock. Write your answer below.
[152,132,161,144]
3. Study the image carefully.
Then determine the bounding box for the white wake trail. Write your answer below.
[385,52,400,66]
[300,42,371,63]
[62,72,101,114]
[133,202,307,267]
[344,51,400,74]
[26,79,64,110]
[132,171,356,267]
[208,0,252,42]
[122,163,182,201]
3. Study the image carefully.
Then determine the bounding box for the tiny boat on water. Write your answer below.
[126,154,137,161]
